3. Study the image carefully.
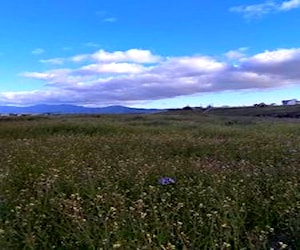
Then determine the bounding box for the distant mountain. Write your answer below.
[0,104,162,114]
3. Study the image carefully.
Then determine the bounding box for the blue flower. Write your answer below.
[159,177,175,185]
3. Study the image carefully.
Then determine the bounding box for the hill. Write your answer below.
[0,104,162,115]
[167,105,300,118]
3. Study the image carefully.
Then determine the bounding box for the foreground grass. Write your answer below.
[0,114,300,249]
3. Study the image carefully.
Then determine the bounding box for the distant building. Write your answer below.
[282,99,300,106]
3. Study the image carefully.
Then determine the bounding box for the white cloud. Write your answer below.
[84,42,100,48]
[62,47,72,51]
[32,48,45,55]
[0,90,79,106]
[70,49,161,64]
[91,49,161,63]
[40,58,65,65]
[20,72,52,80]
[224,48,248,60]
[77,63,146,74]
[102,17,117,23]
[71,54,89,62]
[240,48,300,79]
[243,48,300,63]
[149,56,226,79]
[230,2,276,18]
[2,47,300,106]
[20,69,79,86]
[230,0,300,18]
[280,0,300,10]
[95,10,117,23]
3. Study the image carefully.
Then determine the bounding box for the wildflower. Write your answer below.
[177,202,184,209]
[161,242,176,250]
[222,242,231,248]
[113,242,122,248]
[159,177,175,185]
[110,206,117,212]
[278,242,288,249]
[177,221,183,226]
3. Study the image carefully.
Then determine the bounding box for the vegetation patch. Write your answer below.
[0,114,300,249]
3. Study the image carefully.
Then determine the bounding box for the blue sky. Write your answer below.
[1,0,300,108]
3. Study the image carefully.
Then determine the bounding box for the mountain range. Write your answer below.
[0,104,162,115]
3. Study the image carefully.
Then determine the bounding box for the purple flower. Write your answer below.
[159,177,175,185]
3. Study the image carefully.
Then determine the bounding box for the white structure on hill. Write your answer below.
[282,99,300,106]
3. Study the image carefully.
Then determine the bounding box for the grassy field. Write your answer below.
[0,113,300,249]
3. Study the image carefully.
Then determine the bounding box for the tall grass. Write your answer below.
[0,114,300,249]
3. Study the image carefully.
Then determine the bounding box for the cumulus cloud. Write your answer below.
[224,48,248,60]
[73,49,162,64]
[76,63,146,75]
[230,0,300,18]
[2,47,300,106]
[240,48,300,79]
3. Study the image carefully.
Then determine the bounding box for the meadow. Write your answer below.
[0,112,300,249]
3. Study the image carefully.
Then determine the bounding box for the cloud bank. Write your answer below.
[1,48,300,106]
[230,0,300,18]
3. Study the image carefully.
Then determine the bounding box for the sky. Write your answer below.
[1,0,300,108]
